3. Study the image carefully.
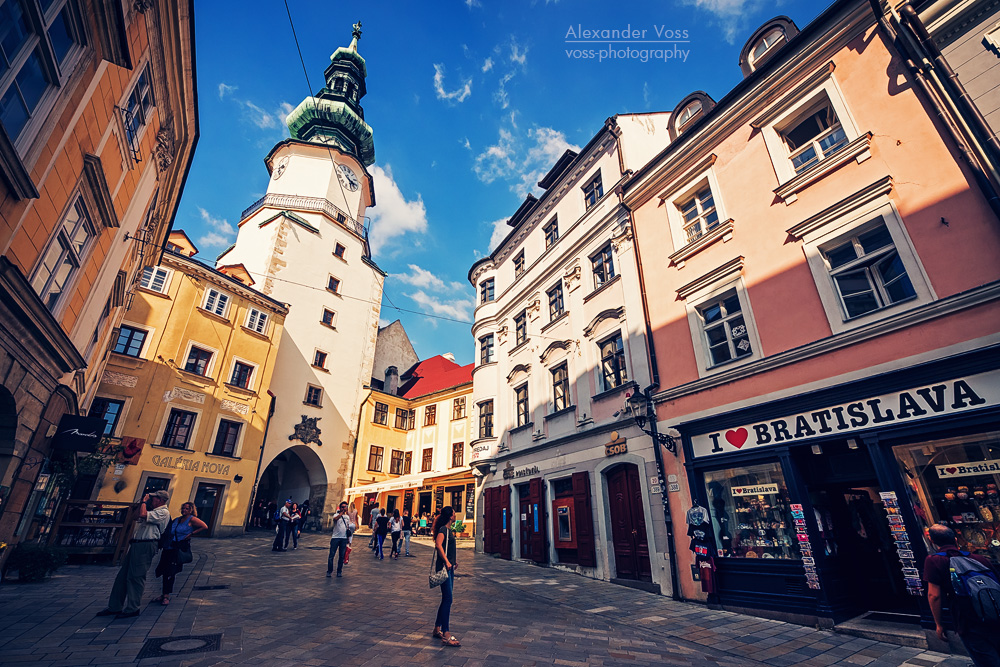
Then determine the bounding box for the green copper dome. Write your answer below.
[285,97,375,166]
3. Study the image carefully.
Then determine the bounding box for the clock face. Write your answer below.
[273,157,289,180]
[337,163,360,192]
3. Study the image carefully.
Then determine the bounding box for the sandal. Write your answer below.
[160,596,170,606]
[432,628,444,639]
[441,635,461,647]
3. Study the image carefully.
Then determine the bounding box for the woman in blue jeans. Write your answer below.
[432,506,460,646]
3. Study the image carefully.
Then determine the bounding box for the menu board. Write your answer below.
[434,486,444,512]
[403,490,413,514]
[465,483,475,519]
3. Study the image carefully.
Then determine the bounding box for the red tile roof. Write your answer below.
[397,355,473,399]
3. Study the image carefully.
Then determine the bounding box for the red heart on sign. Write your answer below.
[946,467,957,475]
[725,428,749,448]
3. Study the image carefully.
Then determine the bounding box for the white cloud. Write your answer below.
[461,137,471,150]
[393,265,465,293]
[406,290,474,322]
[243,101,276,129]
[510,40,528,67]
[368,165,428,257]
[487,217,509,252]
[196,207,236,250]
[473,125,580,197]
[482,57,493,73]
[217,84,292,135]
[432,64,472,103]
[218,82,238,99]
[465,0,481,7]
[494,72,514,109]
[680,0,765,43]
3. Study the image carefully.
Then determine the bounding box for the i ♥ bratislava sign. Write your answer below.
[690,369,1000,459]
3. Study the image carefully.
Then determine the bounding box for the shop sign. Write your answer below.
[691,370,998,458]
[502,462,540,480]
[935,460,1000,479]
[605,431,628,457]
[470,440,498,463]
[732,484,779,496]
[51,415,106,452]
[150,454,230,477]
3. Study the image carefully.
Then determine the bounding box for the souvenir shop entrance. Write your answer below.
[793,440,918,620]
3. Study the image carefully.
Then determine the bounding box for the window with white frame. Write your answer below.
[515,384,529,427]
[599,332,628,390]
[0,0,85,147]
[479,333,494,364]
[162,408,196,449]
[676,100,703,130]
[514,251,525,278]
[514,311,527,346]
[203,288,230,317]
[821,221,916,320]
[748,27,787,70]
[246,308,268,334]
[229,360,255,389]
[697,290,753,367]
[780,100,849,175]
[112,324,147,357]
[479,400,494,438]
[544,218,559,248]
[480,278,494,304]
[312,349,327,369]
[548,283,564,321]
[591,244,615,289]
[184,345,213,376]
[321,308,336,327]
[679,186,720,244]
[88,397,125,436]
[140,266,171,293]
[31,196,96,311]
[333,242,346,259]
[327,275,340,294]
[212,419,242,457]
[304,385,323,407]
[551,363,569,411]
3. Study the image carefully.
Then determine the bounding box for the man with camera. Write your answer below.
[96,490,171,619]
[327,501,355,578]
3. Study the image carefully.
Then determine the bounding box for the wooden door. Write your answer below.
[606,465,652,581]
[193,483,225,537]
[572,471,597,567]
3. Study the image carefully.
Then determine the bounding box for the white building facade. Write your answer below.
[469,114,679,595]
[217,24,384,521]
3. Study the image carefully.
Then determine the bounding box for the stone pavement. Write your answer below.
[0,532,973,666]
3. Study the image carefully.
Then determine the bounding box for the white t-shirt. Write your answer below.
[134,505,170,541]
[389,517,402,533]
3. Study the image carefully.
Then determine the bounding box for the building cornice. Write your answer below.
[162,251,288,314]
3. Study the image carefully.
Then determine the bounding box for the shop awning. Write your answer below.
[346,472,435,496]
[51,415,106,452]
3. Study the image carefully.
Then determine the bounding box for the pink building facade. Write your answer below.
[624,0,1000,637]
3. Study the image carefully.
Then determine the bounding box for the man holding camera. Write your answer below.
[327,501,355,578]
[96,490,171,619]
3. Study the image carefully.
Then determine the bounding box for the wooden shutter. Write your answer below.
[529,477,548,563]
[499,484,512,560]
[572,471,597,567]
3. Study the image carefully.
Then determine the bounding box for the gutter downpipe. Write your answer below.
[245,390,276,530]
[868,0,1000,221]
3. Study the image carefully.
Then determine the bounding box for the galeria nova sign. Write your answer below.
[690,369,999,458]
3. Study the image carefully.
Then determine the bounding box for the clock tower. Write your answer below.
[218,23,384,524]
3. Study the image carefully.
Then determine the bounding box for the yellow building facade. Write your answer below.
[92,231,287,536]
[347,356,476,536]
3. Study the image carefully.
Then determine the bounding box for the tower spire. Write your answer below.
[349,20,362,51]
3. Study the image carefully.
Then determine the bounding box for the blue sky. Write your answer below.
[173,0,828,366]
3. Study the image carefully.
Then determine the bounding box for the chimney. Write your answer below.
[385,366,399,395]
[442,352,456,362]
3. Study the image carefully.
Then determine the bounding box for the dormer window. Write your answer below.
[677,100,702,130]
[749,28,786,69]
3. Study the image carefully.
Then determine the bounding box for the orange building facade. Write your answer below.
[0,0,197,562]
[624,0,1000,639]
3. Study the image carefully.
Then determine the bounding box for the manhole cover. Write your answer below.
[192,584,230,590]
[137,634,222,659]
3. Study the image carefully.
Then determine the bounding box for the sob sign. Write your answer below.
[605,431,628,457]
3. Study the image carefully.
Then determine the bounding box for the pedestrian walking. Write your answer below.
[374,508,389,559]
[402,509,414,556]
[389,509,402,559]
[96,490,171,619]
[431,506,460,646]
[924,523,1000,665]
[345,504,358,565]
[299,499,311,534]
[272,499,292,552]
[287,503,301,550]
[368,509,379,551]
[266,500,277,529]
[154,502,207,605]
[326,501,355,578]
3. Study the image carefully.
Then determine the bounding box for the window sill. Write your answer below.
[774,132,873,205]
[668,219,735,268]
[205,452,241,461]
[178,369,215,387]
[320,321,338,331]
[151,444,195,453]
[583,274,621,303]
[326,288,342,298]
[508,339,531,356]
[332,252,348,263]
[302,401,323,409]
[311,365,330,373]
[541,311,569,333]
[137,286,171,299]
[545,405,576,421]
[591,380,637,403]
[108,352,146,369]
[197,307,231,324]
[240,326,270,341]
[510,422,534,435]
[223,383,256,397]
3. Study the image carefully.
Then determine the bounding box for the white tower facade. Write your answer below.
[218,23,383,521]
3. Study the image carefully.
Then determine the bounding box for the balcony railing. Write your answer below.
[241,193,367,239]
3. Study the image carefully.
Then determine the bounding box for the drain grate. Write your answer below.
[192,584,230,591]
[137,633,222,659]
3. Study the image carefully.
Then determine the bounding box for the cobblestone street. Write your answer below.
[0,533,974,666]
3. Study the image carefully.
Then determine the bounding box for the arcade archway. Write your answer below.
[256,445,328,528]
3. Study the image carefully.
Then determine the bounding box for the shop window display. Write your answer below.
[894,432,1000,564]
[704,462,801,559]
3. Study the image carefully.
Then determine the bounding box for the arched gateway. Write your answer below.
[257,445,329,528]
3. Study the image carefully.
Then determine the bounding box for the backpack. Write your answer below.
[938,550,1000,623]
[273,509,281,522]
[158,518,175,550]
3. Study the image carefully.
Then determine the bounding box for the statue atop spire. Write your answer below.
[349,21,362,51]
